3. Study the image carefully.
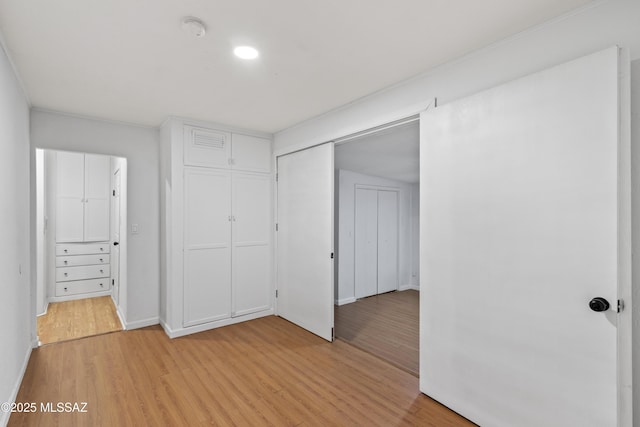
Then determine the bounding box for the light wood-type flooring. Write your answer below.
[37,296,122,345]
[335,290,419,376]
[10,316,473,426]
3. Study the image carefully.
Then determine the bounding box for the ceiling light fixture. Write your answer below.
[234,46,259,60]
[181,17,207,38]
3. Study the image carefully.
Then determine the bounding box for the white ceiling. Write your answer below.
[0,0,593,133]
[335,121,419,183]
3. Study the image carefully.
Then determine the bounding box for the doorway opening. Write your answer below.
[333,118,420,376]
[35,149,128,345]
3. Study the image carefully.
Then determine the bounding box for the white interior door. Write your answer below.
[183,168,232,327]
[112,168,121,305]
[420,47,625,427]
[277,143,334,342]
[354,188,378,298]
[232,172,271,317]
[84,154,111,242]
[377,190,398,294]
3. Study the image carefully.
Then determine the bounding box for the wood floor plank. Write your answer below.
[335,290,419,376]
[10,316,473,426]
[37,296,122,345]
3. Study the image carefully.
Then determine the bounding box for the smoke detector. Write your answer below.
[181,17,207,38]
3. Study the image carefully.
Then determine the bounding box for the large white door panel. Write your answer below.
[232,173,271,244]
[184,168,231,247]
[420,47,622,427]
[354,188,378,298]
[55,151,84,242]
[277,143,334,342]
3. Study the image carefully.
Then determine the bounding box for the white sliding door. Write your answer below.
[420,47,627,427]
[377,190,398,294]
[354,188,378,298]
[277,143,334,342]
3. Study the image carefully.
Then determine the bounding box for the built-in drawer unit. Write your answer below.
[56,254,110,267]
[56,278,110,297]
[56,243,110,256]
[55,242,111,298]
[56,265,110,282]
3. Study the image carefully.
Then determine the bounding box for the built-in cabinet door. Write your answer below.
[377,190,398,293]
[84,154,111,241]
[183,168,232,327]
[232,172,271,317]
[184,125,231,169]
[56,151,85,242]
[354,188,378,298]
[232,134,271,173]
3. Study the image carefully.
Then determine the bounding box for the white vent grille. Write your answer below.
[192,129,226,150]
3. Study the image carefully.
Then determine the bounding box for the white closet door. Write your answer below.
[377,190,398,294]
[420,47,623,426]
[84,154,111,242]
[232,172,271,317]
[354,188,378,298]
[232,134,271,173]
[56,151,85,242]
[277,143,334,342]
[183,168,232,327]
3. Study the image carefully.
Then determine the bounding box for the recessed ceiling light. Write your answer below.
[234,46,259,60]
[181,17,207,38]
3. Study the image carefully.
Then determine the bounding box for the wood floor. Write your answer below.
[335,290,419,376]
[10,316,473,427]
[37,296,122,345]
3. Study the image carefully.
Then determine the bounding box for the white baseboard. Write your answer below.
[36,301,49,317]
[162,309,274,339]
[399,284,420,291]
[1,344,32,427]
[125,316,160,330]
[113,302,127,330]
[335,297,356,306]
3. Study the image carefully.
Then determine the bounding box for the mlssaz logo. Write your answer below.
[40,402,88,413]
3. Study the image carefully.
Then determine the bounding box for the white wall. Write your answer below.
[336,169,417,304]
[0,39,31,427]
[275,0,640,152]
[30,109,159,328]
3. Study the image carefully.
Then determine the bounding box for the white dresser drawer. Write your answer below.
[56,243,110,256]
[56,278,110,296]
[56,264,111,282]
[56,254,110,267]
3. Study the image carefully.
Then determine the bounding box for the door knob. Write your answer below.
[113,242,119,246]
[589,297,610,312]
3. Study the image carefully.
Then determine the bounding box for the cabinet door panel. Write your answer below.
[184,125,231,168]
[232,134,271,173]
[84,154,111,241]
[233,245,271,316]
[232,172,271,316]
[183,168,232,327]
[56,152,85,242]
[184,248,232,326]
